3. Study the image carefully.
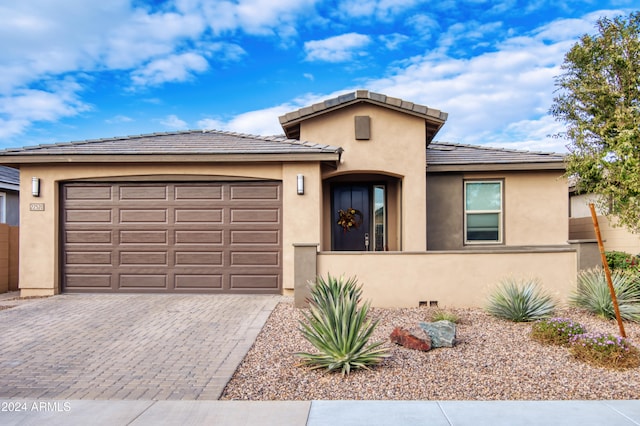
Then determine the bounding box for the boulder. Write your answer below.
[419,320,456,348]
[390,327,431,351]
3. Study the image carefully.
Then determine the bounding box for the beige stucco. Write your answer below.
[318,249,577,308]
[18,162,323,295]
[300,103,427,251]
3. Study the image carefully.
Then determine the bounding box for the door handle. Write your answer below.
[364,233,370,250]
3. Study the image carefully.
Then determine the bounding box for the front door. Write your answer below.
[332,185,370,251]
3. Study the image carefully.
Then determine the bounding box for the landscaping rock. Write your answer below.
[419,320,456,348]
[390,327,431,351]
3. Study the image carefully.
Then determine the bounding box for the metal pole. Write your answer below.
[589,203,626,337]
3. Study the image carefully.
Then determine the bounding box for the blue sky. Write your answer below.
[0,1,635,153]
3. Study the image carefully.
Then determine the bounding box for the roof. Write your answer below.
[0,166,19,191]
[427,142,566,172]
[0,130,342,164]
[279,90,448,142]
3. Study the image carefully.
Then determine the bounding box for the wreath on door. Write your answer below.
[337,208,363,233]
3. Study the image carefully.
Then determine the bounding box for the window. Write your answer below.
[0,192,5,224]
[464,181,502,243]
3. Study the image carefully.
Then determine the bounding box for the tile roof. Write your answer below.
[0,130,341,157]
[427,142,566,171]
[0,166,19,186]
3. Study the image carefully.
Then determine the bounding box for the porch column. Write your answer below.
[293,243,318,308]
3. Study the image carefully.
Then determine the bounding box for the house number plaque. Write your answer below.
[29,203,45,211]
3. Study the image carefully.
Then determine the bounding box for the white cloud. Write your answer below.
[159,114,188,129]
[105,115,134,124]
[304,33,372,62]
[131,52,209,86]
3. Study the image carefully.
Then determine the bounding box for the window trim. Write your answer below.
[464,180,503,245]
[0,192,5,224]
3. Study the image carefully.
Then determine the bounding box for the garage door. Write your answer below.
[61,182,282,293]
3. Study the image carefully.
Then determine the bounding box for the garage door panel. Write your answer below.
[65,274,112,289]
[119,274,168,289]
[231,251,279,266]
[62,182,282,293]
[120,252,168,266]
[66,230,112,244]
[120,230,168,244]
[174,209,223,223]
[230,275,279,290]
[230,184,279,200]
[119,186,167,200]
[120,209,168,223]
[66,209,112,223]
[66,252,112,265]
[175,251,223,266]
[175,185,223,200]
[230,208,279,224]
[175,275,223,289]
[231,230,279,244]
[65,185,112,200]
[175,230,222,244]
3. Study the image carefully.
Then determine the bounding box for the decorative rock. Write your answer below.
[419,320,456,348]
[390,327,431,351]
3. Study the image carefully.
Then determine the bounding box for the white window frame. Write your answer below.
[464,180,503,244]
[0,192,6,224]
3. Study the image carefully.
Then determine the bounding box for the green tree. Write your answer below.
[551,12,640,232]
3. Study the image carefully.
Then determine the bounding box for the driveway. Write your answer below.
[0,293,281,400]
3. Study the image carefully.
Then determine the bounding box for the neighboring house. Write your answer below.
[569,190,640,255]
[0,90,576,307]
[0,166,19,226]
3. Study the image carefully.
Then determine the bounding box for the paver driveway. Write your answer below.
[0,294,281,400]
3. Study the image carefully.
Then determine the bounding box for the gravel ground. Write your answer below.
[221,299,640,400]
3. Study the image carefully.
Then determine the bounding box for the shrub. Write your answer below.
[569,332,640,369]
[531,317,587,346]
[571,268,640,323]
[295,274,389,375]
[606,251,640,272]
[430,309,460,324]
[485,278,555,322]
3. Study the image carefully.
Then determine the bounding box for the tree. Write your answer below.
[551,12,640,232]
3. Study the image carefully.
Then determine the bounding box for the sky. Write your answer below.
[0,1,636,153]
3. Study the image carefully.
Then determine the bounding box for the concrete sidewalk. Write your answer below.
[1,400,639,425]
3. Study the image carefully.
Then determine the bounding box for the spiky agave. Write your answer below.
[485,278,556,322]
[295,274,389,375]
[570,268,640,323]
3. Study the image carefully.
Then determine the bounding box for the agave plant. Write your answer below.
[485,277,556,322]
[570,268,640,323]
[295,274,389,375]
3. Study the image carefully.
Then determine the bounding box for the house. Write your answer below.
[0,90,576,307]
[569,189,640,256]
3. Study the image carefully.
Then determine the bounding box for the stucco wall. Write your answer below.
[18,162,322,295]
[427,171,569,249]
[318,249,577,308]
[300,103,428,251]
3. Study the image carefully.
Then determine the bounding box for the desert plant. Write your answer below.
[295,274,389,375]
[531,317,587,346]
[569,332,640,369]
[485,278,555,322]
[430,309,460,324]
[570,268,640,323]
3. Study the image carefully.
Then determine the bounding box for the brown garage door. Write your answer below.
[61,181,282,293]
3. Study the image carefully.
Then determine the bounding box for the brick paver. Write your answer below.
[0,294,281,400]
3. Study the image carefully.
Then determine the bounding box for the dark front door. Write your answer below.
[332,185,370,251]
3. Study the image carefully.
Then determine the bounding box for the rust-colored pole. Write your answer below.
[589,203,626,338]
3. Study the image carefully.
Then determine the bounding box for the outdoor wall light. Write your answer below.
[297,174,304,195]
[32,177,40,197]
